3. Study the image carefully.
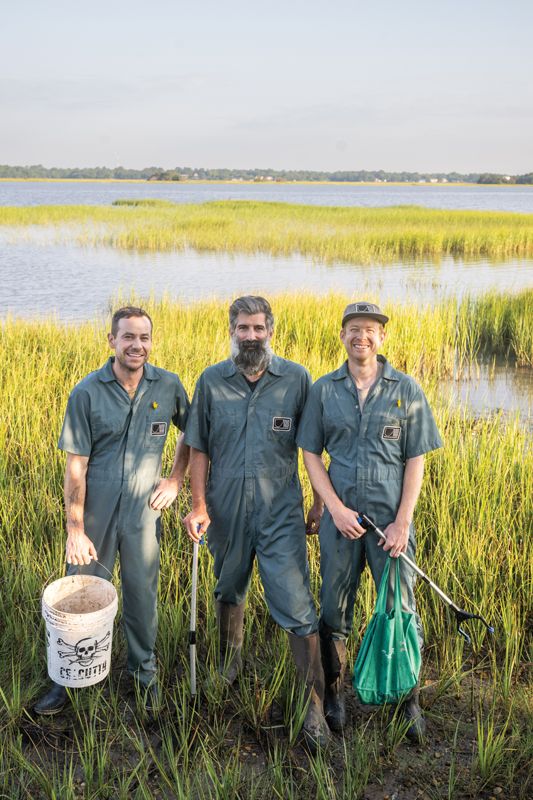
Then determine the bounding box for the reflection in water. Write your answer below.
[1,236,531,323]
[440,361,532,419]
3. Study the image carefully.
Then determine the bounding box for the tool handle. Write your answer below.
[189,541,199,634]
[189,528,205,697]
[357,513,460,609]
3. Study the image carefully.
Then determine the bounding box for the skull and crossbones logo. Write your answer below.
[57,631,110,666]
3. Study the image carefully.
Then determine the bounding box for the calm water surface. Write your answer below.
[1,180,533,212]
[440,362,532,419]
[1,236,532,322]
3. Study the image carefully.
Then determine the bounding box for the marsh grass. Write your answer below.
[2,199,533,262]
[0,292,531,798]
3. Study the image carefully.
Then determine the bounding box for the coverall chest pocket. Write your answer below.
[211,402,239,449]
[92,414,128,439]
[375,410,405,455]
[267,409,295,449]
[324,408,349,434]
[145,415,168,449]
[323,404,352,453]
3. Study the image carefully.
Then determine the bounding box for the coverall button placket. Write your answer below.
[119,381,150,527]
[243,383,257,479]
[343,376,362,480]
[246,375,273,541]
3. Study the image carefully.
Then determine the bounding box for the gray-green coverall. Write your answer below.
[58,358,190,686]
[184,356,318,636]
[296,356,442,645]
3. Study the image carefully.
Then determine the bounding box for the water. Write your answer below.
[1,180,533,212]
[441,361,532,420]
[1,236,531,323]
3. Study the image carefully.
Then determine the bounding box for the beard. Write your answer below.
[230,336,273,377]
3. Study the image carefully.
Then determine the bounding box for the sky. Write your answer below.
[1,0,532,173]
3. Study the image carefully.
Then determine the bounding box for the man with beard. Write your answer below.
[183,296,329,750]
[34,306,190,715]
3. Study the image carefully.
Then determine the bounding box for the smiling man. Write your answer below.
[183,295,329,750]
[34,306,190,715]
[297,302,442,741]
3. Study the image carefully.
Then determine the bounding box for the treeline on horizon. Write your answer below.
[1,163,533,184]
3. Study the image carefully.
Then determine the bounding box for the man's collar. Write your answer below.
[331,361,350,381]
[377,355,399,381]
[143,362,160,381]
[97,357,159,383]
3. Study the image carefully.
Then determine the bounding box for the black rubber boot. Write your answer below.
[33,682,67,716]
[320,630,347,733]
[288,632,330,753]
[216,601,245,684]
[401,684,426,743]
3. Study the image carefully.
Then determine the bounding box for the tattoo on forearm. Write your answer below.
[68,487,80,506]
[66,485,84,527]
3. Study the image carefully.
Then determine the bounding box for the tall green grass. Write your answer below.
[0,292,531,798]
[2,199,533,261]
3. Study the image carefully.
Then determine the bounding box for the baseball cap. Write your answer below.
[341,302,389,327]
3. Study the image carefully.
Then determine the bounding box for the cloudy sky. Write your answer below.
[1,0,531,172]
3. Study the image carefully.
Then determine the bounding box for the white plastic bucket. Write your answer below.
[42,575,118,688]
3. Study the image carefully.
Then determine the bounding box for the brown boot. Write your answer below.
[288,632,330,752]
[216,601,245,684]
[320,631,347,733]
[401,684,426,743]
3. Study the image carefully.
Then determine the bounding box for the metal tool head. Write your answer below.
[453,608,495,644]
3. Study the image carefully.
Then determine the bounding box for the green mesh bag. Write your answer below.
[353,555,421,705]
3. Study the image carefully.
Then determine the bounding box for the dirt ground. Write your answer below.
[18,660,529,800]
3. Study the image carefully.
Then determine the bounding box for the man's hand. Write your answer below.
[183,507,211,542]
[331,504,366,540]
[306,501,324,535]
[379,518,410,558]
[66,528,98,565]
[150,477,182,510]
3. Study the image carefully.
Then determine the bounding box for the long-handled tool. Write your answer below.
[358,514,494,644]
[189,538,200,697]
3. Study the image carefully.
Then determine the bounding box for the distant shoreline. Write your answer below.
[0,178,531,188]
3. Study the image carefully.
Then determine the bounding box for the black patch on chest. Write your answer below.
[272,416,292,432]
[151,422,167,436]
[382,425,401,440]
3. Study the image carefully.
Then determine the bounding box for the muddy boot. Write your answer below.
[401,684,426,743]
[288,632,330,753]
[320,630,347,733]
[33,682,67,716]
[134,680,160,714]
[216,601,245,684]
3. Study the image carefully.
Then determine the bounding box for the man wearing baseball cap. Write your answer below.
[297,301,442,742]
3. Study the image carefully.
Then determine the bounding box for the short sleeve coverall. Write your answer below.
[296,356,442,646]
[184,356,318,636]
[58,358,190,686]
